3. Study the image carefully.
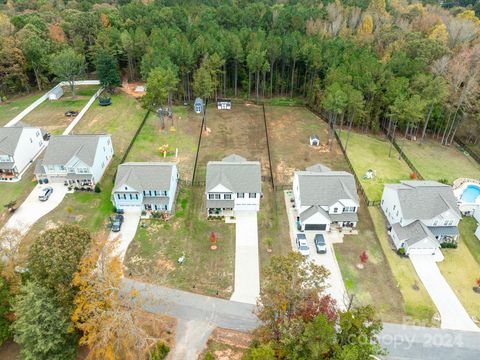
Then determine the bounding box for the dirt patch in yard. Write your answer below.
[199,328,252,360]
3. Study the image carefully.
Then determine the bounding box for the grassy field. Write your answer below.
[266,106,349,185]
[460,217,480,266]
[20,92,146,254]
[338,130,412,202]
[369,207,437,325]
[398,138,480,183]
[438,219,480,320]
[335,204,405,323]
[124,186,235,298]
[0,91,43,126]
[22,86,99,135]
[126,106,201,180]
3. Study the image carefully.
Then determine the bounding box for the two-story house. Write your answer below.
[293,164,359,231]
[205,154,261,216]
[0,123,46,182]
[112,162,178,212]
[35,134,113,189]
[381,180,462,256]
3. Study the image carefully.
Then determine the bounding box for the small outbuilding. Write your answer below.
[48,87,64,101]
[194,97,204,114]
[135,86,145,93]
[217,99,231,110]
[310,135,320,146]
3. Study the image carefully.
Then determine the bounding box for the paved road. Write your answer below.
[2,184,68,236]
[230,211,260,305]
[122,279,480,359]
[410,255,478,332]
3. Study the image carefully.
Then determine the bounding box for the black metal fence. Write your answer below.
[455,136,480,165]
[262,104,275,189]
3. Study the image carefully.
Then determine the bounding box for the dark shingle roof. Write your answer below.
[0,127,23,156]
[385,180,461,220]
[392,221,439,247]
[206,154,261,193]
[114,162,175,192]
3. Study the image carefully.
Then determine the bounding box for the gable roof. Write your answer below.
[206,154,261,193]
[114,162,176,192]
[296,165,358,206]
[385,180,461,220]
[0,127,24,156]
[392,221,439,248]
[41,135,108,167]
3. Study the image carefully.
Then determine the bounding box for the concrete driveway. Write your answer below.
[284,191,347,309]
[410,255,479,332]
[2,183,68,236]
[230,211,260,305]
[108,209,141,263]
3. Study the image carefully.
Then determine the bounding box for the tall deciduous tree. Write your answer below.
[96,49,121,93]
[21,35,49,91]
[50,48,85,98]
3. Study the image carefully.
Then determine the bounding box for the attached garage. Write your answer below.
[305,224,327,231]
[390,221,440,256]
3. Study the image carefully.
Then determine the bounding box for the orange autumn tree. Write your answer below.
[71,233,156,360]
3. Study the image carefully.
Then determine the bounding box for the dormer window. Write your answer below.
[125,187,128,190]
[333,208,338,213]
[433,220,438,226]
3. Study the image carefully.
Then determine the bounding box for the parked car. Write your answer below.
[314,234,327,254]
[38,187,53,201]
[64,110,79,117]
[111,214,124,232]
[295,233,310,256]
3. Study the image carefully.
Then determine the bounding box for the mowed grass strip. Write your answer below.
[266,106,349,185]
[369,207,437,325]
[20,92,146,253]
[338,130,412,202]
[126,106,201,180]
[438,219,480,321]
[334,205,405,323]
[0,91,43,126]
[124,186,235,298]
[398,138,480,184]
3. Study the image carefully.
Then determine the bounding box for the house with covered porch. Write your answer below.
[293,164,359,231]
[35,134,113,189]
[381,180,461,256]
[205,154,261,217]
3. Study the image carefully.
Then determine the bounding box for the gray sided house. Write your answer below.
[293,164,359,231]
[381,180,462,256]
[112,162,178,213]
[35,134,114,188]
[206,154,261,216]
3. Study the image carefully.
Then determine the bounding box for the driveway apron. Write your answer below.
[230,211,260,305]
[410,254,478,332]
[108,208,141,263]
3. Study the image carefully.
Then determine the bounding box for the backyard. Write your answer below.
[0,91,43,126]
[22,85,99,135]
[126,105,201,180]
[19,92,146,254]
[266,106,349,185]
[438,219,480,321]
[398,137,480,183]
[338,130,412,202]
[369,207,437,325]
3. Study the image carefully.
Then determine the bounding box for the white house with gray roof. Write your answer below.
[293,164,359,231]
[0,124,45,182]
[205,154,261,216]
[35,134,113,188]
[112,162,178,212]
[381,180,462,256]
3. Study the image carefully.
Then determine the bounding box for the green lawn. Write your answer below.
[460,217,480,266]
[335,205,405,323]
[338,130,412,202]
[369,207,437,325]
[438,218,480,321]
[399,138,480,184]
[0,91,43,126]
[124,186,235,298]
[126,106,201,180]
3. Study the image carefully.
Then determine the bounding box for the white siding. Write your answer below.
[11,127,45,174]
[90,135,114,183]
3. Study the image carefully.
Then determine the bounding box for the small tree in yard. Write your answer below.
[474,277,480,293]
[3,200,16,212]
[358,250,369,269]
[210,231,217,250]
[50,48,85,99]
[409,172,417,180]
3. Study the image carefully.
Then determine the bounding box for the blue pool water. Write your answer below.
[461,185,480,203]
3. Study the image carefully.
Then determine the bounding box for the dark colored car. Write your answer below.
[111,214,124,232]
[65,111,79,117]
[314,234,327,254]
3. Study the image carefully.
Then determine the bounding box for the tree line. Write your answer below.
[1,0,480,141]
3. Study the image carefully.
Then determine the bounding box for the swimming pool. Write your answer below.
[461,184,480,203]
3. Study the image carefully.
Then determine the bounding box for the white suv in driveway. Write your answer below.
[38,187,53,201]
[295,233,310,256]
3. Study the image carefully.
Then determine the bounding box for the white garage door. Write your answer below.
[408,247,437,256]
